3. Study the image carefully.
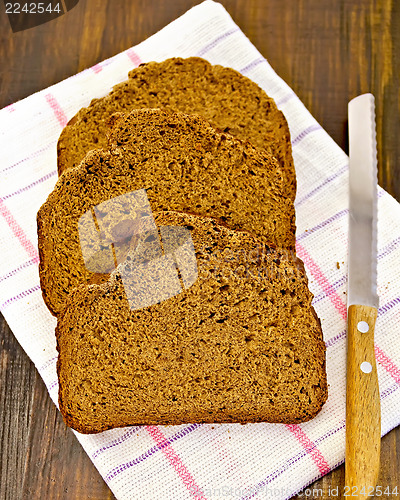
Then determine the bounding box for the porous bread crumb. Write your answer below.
[38,109,296,316]
[56,212,328,434]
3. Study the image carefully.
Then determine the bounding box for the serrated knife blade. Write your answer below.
[345,93,381,498]
[348,93,379,308]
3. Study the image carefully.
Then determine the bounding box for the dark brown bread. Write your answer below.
[38,109,296,316]
[57,57,296,200]
[56,211,327,434]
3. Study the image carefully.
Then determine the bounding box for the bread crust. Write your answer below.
[57,57,296,200]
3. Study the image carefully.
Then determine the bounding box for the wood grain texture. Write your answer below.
[346,305,380,497]
[0,0,399,499]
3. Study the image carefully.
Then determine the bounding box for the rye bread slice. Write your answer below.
[38,109,296,316]
[56,211,327,434]
[57,57,295,200]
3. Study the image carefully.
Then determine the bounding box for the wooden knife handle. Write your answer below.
[345,304,381,498]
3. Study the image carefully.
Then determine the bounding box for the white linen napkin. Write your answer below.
[1,1,400,498]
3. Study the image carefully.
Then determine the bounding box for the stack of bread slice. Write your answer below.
[37,57,327,434]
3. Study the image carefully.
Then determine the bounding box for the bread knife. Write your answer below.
[345,93,380,497]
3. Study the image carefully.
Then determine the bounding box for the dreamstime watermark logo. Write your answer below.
[78,189,198,311]
[190,480,295,499]
[4,0,79,32]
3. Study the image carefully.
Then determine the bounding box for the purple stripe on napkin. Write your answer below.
[1,171,56,201]
[1,285,41,310]
[195,27,240,57]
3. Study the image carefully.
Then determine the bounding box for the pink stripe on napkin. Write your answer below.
[126,48,142,67]
[296,242,347,319]
[0,200,39,262]
[287,425,330,475]
[146,426,207,499]
[45,93,68,128]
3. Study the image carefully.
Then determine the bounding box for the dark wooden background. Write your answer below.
[0,0,399,498]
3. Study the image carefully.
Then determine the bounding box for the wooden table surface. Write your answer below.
[0,0,399,498]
